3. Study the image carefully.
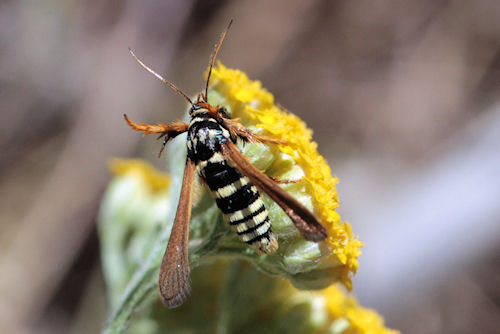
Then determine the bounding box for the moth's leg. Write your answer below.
[124,114,189,157]
[124,114,189,135]
[270,176,302,184]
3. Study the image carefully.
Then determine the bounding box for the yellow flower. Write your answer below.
[100,66,369,333]
[210,63,363,289]
[321,285,399,334]
[109,158,170,192]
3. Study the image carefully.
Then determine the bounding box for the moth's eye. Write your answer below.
[190,104,201,114]
[218,107,230,118]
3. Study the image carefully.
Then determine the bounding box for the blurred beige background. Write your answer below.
[0,0,499,333]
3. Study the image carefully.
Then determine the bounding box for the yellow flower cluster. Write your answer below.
[104,159,396,333]
[322,285,400,334]
[109,158,170,192]
[211,63,363,289]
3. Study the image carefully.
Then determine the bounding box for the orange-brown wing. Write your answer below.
[222,141,327,242]
[158,159,196,308]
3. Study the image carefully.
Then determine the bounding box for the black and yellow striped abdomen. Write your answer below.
[200,152,278,253]
[186,110,278,253]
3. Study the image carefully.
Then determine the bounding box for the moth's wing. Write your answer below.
[222,141,327,241]
[158,159,196,308]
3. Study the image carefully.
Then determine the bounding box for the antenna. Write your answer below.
[204,19,233,102]
[129,48,193,105]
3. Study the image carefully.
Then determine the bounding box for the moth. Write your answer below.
[124,20,327,308]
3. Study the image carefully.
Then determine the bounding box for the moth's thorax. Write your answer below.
[186,108,231,163]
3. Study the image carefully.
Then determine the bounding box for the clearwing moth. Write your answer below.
[124,20,327,308]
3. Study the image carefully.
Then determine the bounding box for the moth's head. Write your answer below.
[190,101,230,119]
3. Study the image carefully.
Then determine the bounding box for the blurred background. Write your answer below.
[0,0,499,333]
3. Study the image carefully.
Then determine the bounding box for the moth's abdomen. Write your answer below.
[200,152,278,253]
